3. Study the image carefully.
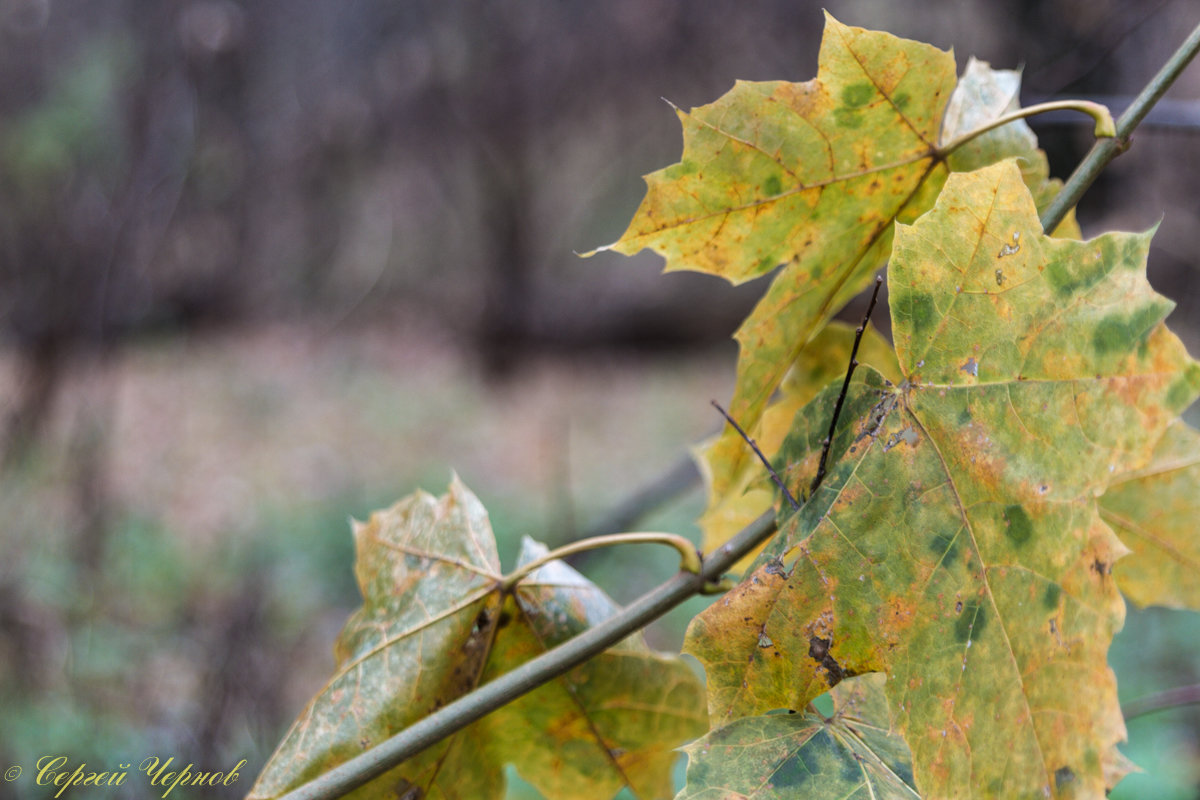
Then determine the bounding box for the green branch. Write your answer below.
[1040,19,1200,233]
[275,510,778,800]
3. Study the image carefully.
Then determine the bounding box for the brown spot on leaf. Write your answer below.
[808,635,848,686]
[772,79,827,119]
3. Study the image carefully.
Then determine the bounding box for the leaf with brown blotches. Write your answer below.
[685,161,1200,799]
[248,478,706,800]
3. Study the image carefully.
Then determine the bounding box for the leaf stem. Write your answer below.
[1040,19,1200,233]
[500,531,702,592]
[937,99,1115,156]
[273,510,778,800]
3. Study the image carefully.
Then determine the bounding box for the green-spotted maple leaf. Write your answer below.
[1103,420,1200,610]
[683,160,1200,799]
[248,477,706,800]
[677,675,917,800]
[589,15,1082,539]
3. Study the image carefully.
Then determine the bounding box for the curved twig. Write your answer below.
[936,99,1115,157]
[500,530,702,591]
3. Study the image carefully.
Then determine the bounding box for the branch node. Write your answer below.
[699,576,737,595]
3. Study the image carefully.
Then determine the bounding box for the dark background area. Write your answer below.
[1,1,1198,797]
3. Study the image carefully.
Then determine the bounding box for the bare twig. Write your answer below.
[711,400,800,511]
[1026,0,1173,92]
[810,275,884,496]
[1121,683,1200,721]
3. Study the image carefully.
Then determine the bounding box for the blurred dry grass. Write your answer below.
[0,321,732,547]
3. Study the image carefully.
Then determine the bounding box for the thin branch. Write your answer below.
[710,400,800,511]
[1040,19,1200,233]
[810,275,884,496]
[1121,683,1200,721]
[274,510,778,800]
[500,531,701,591]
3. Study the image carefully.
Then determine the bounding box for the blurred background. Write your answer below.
[1,0,1199,797]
